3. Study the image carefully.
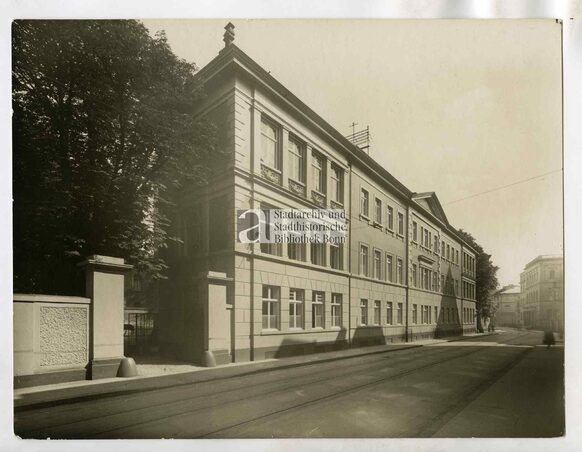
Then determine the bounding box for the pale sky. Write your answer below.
[144,19,563,287]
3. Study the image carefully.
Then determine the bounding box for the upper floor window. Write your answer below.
[456,250,459,265]
[441,241,445,257]
[260,205,282,256]
[288,136,305,183]
[260,118,281,170]
[412,263,418,287]
[330,243,343,270]
[330,164,344,204]
[397,258,403,284]
[311,243,326,267]
[360,244,369,276]
[398,213,404,235]
[361,189,369,217]
[447,244,451,260]
[288,243,306,262]
[386,254,393,282]
[374,249,382,279]
[311,152,325,193]
[412,221,418,242]
[375,198,382,224]
[387,206,394,230]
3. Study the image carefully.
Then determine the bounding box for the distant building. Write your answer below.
[519,255,563,332]
[492,284,520,327]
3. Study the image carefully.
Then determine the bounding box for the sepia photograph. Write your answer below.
[3,5,579,450]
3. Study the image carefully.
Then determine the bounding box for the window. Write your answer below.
[375,198,382,224]
[360,299,368,326]
[412,221,418,242]
[386,302,393,325]
[330,165,344,204]
[412,304,418,324]
[361,189,369,217]
[288,243,306,262]
[262,286,280,330]
[312,152,325,193]
[432,272,438,292]
[260,206,282,256]
[386,254,393,282]
[397,258,403,284]
[398,213,404,235]
[447,244,450,260]
[311,243,326,266]
[330,243,343,270]
[434,306,438,324]
[360,244,369,276]
[412,264,418,287]
[441,274,445,293]
[312,292,325,328]
[260,118,281,170]
[331,293,342,327]
[434,238,439,253]
[374,300,381,325]
[374,249,382,279]
[289,289,304,329]
[441,241,445,257]
[424,229,429,248]
[288,136,305,183]
[456,250,459,264]
[387,206,394,230]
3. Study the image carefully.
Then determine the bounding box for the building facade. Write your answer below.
[492,284,520,327]
[519,255,563,332]
[159,26,478,365]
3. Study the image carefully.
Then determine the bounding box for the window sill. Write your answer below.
[360,214,370,222]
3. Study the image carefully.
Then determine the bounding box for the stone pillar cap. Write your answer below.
[77,255,134,272]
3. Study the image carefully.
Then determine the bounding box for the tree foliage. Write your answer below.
[13,20,218,295]
[456,229,499,332]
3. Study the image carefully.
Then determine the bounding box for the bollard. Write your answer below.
[117,357,138,377]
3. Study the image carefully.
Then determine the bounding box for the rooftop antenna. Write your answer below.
[223,22,235,48]
[346,124,371,155]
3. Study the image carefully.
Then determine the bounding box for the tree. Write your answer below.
[12,20,219,295]
[456,229,499,333]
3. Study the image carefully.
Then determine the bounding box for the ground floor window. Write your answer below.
[289,289,304,329]
[374,300,381,325]
[331,293,342,327]
[386,302,393,325]
[412,304,418,324]
[312,291,325,328]
[262,285,280,330]
[397,303,403,324]
[360,299,368,326]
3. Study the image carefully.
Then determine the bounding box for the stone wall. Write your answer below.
[14,294,90,386]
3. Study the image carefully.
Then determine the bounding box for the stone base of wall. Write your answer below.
[89,358,122,379]
[14,368,87,389]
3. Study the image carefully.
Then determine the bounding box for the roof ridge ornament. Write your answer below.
[223,22,235,48]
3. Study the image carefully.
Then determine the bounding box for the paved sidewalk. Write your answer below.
[14,332,494,409]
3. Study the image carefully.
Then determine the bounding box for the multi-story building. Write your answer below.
[159,24,477,365]
[519,255,563,332]
[492,284,520,327]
